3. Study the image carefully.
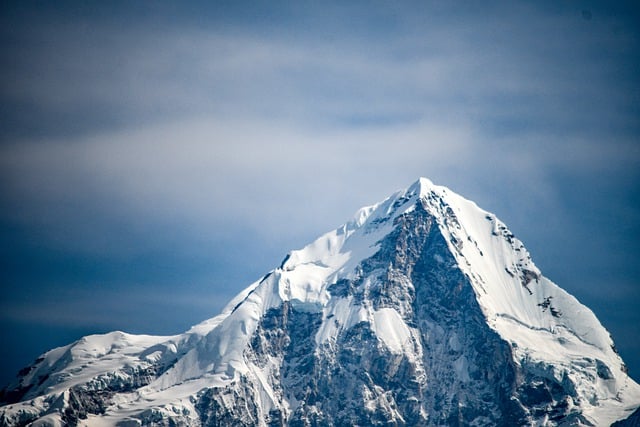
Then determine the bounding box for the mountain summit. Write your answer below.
[2,178,639,426]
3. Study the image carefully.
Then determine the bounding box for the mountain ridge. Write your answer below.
[2,178,639,426]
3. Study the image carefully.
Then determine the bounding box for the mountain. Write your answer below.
[1,178,639,426]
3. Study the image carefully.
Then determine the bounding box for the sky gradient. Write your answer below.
[1,1,639,388]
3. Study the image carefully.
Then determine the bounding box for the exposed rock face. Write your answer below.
[1,178,639,426]
[264,205,519,426]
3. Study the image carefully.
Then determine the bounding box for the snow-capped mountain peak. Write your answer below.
[2,178,639,426]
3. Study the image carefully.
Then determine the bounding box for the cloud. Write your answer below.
[4,2,636,143]
[2,3,637,233]
[0,117,476,249]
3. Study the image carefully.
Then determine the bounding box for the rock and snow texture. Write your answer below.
[1,177,639,426]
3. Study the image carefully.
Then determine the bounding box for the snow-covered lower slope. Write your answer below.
[1,178,639,426]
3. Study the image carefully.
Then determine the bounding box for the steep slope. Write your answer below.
[2,178,639,426]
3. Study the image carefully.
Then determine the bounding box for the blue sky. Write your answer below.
[1,1,639,387]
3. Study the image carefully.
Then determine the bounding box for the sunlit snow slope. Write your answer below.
[1,178,639,426]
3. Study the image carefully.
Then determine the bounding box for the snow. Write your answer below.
[372,308,412,354]
[3,177,639,426]
[411,178,640,425]
[18,331,175,398]
[453,355,471,383]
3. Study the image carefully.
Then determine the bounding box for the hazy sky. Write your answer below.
[1,1,639,388]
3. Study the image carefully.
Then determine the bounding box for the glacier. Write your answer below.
[1,178,639,426]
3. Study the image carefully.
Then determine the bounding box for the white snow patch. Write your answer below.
[372,308,412,354]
